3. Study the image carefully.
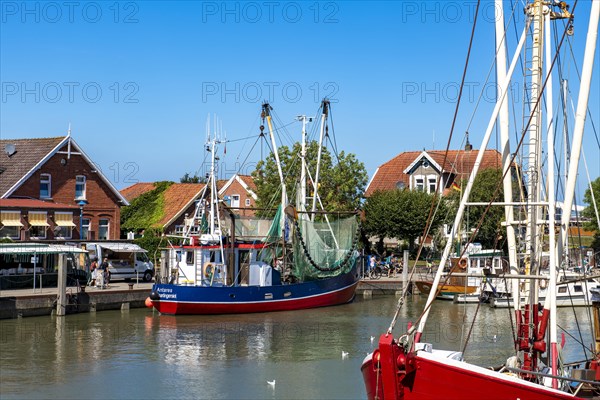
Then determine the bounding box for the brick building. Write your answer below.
[0,136,128,241]
[120,174,258,235]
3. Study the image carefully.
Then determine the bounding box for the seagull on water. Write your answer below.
[370,336,375,344]
[342,351,349,359]
[267,380,276,388]
[492,335,497,342]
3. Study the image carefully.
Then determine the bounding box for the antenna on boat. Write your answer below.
[311,98,330,221]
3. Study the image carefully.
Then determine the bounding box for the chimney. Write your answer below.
[464,132,472,151]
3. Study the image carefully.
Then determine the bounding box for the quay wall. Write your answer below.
[0,287,149,319]
[0,278,419,319]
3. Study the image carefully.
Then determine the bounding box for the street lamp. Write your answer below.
[78,200,88,240]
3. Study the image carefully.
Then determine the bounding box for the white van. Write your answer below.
[83,242,155,282]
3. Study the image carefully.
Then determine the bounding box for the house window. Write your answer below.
[40,174,51,198]
[0,211,23,239]
[81,218,90,240]
[428,177,437,194]
[54,212,75,239]
[75,175,86,200]
[415,177,424,192]
[245,198,251,207]
[175,225,184,235]
[55,226,73,239]
[28,212,49,239]
[231,194,240,208]
[0,225,20,239]
[98,219,109,240]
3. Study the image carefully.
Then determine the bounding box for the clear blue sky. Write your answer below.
[1,1,598,201]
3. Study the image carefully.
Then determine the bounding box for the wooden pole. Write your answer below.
[56,254,67,316]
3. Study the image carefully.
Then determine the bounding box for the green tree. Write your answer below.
[180,172,204,183]
[583,177,600,232]
[252,141,368,217]
[363,189,447,253]
[362,190,397,253]
[447,168,506,249]
[582,177,600,255]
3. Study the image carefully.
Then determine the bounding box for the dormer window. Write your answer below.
[40,173,51,198]
[415,177,425,192]
[75,175,86,200]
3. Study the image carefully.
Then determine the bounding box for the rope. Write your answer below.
[387,0,483,336]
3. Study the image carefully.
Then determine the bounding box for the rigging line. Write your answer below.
[388,0,485,335]
[410,2,579,334]
[563,21,600,150]
[234,133,263,176]
[225,134,262,144]
[465,0,520,132]
[569,188,596,347]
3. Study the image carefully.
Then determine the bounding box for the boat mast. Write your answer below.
[558,0,599,293]
[494,0,519,311]
[311,99,329,221]
[415,25,529,342]
[262,102,288,231]
[524,0,545,309]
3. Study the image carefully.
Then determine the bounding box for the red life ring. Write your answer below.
[458,258,468,270]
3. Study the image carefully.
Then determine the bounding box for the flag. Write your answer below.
[451,182,461,191]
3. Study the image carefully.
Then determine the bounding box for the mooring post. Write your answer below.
[56,254,67,316]
[403,250,409,290]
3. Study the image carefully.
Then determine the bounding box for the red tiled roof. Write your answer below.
[0,198,78,209]
[156,183,206,227]
[239,174,257,191]
[0,137,66,197]
[365,149,502,196]
[120,182,157,202]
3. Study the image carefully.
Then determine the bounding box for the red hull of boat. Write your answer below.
[361,337,583,400]
[152,281,358,314]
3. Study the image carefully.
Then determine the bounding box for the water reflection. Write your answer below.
[0,296,595,399]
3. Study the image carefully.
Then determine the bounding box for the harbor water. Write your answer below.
[0,296,594,399]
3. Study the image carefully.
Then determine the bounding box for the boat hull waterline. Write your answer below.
[361,336,583,400]
[149,269,359,315]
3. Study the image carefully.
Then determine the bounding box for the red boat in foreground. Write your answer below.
[362,0,600,398]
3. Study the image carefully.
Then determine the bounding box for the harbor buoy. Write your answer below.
[149,291,160,300]
[145,297,154,308]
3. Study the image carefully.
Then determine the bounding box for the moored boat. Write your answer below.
[149,101,361,315]
[361,0,600,398]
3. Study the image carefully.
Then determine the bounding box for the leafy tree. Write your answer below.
[121,181,173,232]
[582,177,600,255]
[252,141,368,217]
[180,172,204,183]
[583,177,600,232]
[447,168,506,249]
[362,190,397,253]
[363,189,447,253]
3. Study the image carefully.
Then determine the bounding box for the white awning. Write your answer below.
[1,211,24,227]
[91,242,147,253]
[0,244,88,255]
